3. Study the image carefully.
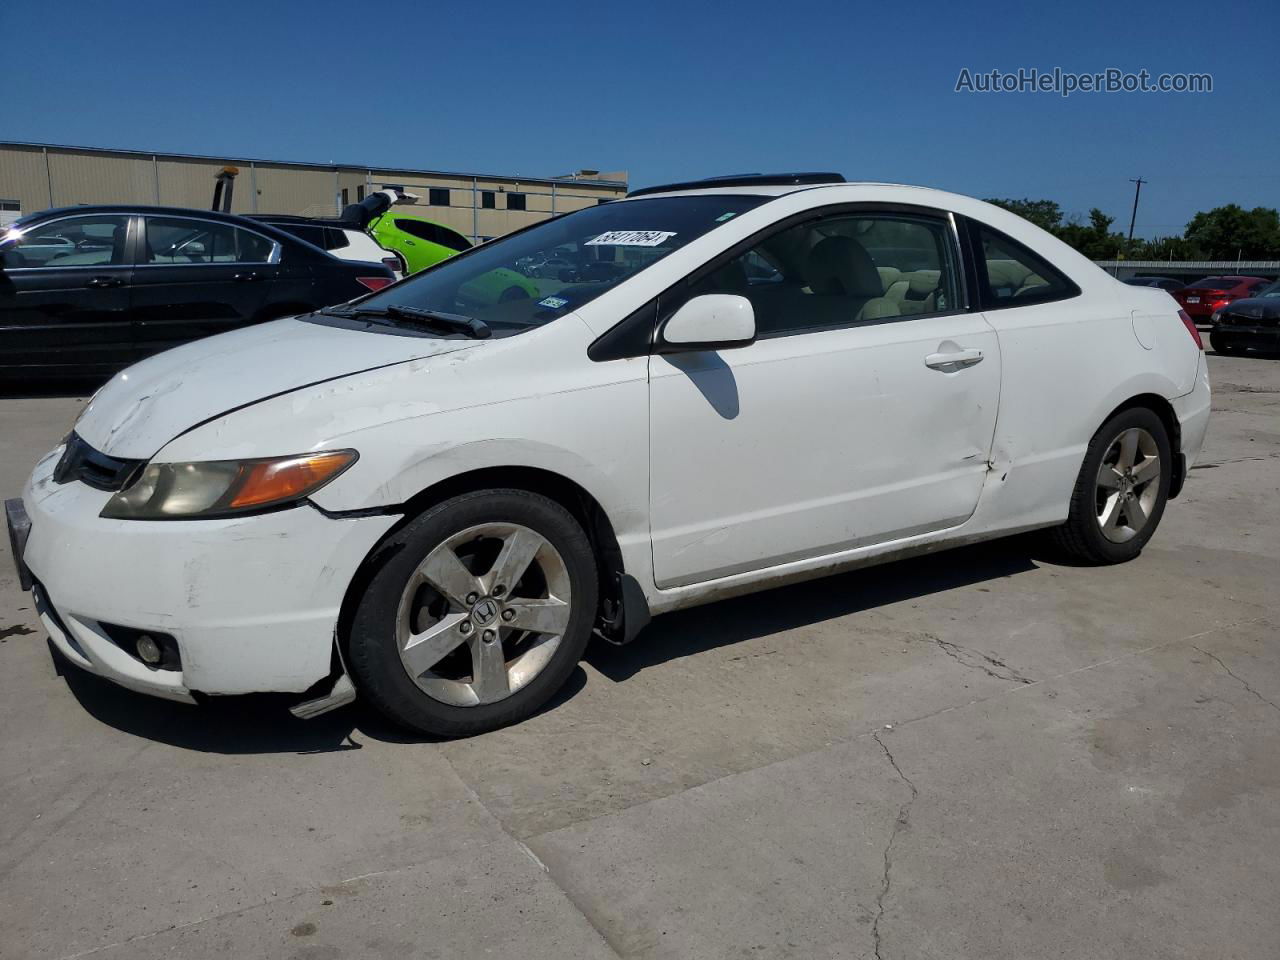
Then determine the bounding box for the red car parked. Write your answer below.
[1173,276,1271,324]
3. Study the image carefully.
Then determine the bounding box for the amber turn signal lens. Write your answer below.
[227,451,358,509]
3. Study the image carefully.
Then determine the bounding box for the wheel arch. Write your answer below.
[335,465,629,659]
[1098,392,1185,497]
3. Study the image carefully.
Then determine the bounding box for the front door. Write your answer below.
[0,213,135,376]
[130,215,282,357]
[648,208,1000,589]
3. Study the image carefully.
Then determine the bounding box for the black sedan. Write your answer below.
[0,205,394,380]
[1209,280,1280,356]
[1123,275,1184,291]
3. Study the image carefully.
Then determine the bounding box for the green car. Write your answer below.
[368,213,472,274]
[369,212,538,306]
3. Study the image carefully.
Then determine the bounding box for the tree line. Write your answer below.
[984,198,1280,262]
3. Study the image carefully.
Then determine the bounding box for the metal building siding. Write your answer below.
[46,149,154,207]
[0,144,56,214]
[0,142,627,233]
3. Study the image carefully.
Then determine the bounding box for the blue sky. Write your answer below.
[5,0,1277,238]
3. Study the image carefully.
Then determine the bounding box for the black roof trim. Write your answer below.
[627,172,845,198]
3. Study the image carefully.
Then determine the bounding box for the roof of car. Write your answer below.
[619,180,956,205]
[23,204,272,224]
[627,173,845,198]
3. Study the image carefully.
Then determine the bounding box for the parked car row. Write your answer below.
[0,206,396,379]
[0,190,491,380]
[1172,275,1271,324]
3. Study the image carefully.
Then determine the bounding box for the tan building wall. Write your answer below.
[0,142,626,241]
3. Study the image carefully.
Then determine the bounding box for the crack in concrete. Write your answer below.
[1192,644,1280,714]
[871,732,918,960]
[921,632,1035,684]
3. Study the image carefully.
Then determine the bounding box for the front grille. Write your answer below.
[53,433,143,491]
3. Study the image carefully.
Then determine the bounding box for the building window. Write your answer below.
[481,191,496,209]
[597,198,611,204]
[507,192,527,211]
[341,188,349,207]
[357,185,365,201]
[0,199,19,228]
[429,188,451,206]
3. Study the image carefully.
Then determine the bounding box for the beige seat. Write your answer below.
[897,270,941,314]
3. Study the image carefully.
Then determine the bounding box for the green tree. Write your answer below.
[984,198,1063,232]
[1057,208,1126,260]
[1183,205,1280,259]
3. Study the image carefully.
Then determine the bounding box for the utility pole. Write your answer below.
[1127,177,1147,252]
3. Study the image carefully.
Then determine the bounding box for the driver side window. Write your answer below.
[689,211,961,337]
[1,215,130,269]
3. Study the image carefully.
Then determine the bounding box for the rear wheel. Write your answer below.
[1049,407,1171,565]
[348,490,597,737]
[1209,332,1240,355]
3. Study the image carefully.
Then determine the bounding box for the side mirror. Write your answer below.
[659,294,756,353]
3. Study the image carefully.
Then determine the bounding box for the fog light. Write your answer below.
[136,634,162,665]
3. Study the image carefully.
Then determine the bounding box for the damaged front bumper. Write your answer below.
[18,445,397,704]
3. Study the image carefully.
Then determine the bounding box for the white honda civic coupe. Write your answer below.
[7,174,1210,736]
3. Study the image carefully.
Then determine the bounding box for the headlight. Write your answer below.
[101,450,358,520]
[1210,309,1222,324]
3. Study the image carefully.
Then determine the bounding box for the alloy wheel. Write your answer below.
[395,522,572,706]
[1094,427,1161,544]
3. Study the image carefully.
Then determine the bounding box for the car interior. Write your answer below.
[2,218,129,268]
[689,215,959,334]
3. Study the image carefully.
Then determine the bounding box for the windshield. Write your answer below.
[1259,281,1280,298]
[341,195,768,336]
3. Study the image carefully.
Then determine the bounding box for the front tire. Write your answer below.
[348,490,598,737]
[1049,407,1172,565]
[1209,332,1240,355]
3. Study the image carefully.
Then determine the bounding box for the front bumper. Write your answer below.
[1212,322,1280,346]
[18,445,398,701]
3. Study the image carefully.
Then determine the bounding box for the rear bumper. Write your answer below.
[1171,351,1211,474]
[20,445,398,700]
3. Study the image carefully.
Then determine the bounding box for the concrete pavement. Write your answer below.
[1,348,1277,959]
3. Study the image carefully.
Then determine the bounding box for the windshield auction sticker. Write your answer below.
[585,230,677,247]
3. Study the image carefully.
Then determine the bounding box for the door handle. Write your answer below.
[924,347,984,371]
[233,272,261,282]
[86,276,123,288]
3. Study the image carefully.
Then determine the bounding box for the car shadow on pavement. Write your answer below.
[0,377,105,399]
[587,537,1043,682]
[54,641,590,753]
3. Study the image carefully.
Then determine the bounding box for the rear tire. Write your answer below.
[1209,332,1240,355]
[1049,407,1172,565]
[348,490,597,737]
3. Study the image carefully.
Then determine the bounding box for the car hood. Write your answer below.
[74,317,481,459]
[1222,296,1280,319]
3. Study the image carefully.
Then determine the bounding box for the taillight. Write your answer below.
[1177,309,1203,350]
[356,276,393,291]
[381,255,402,274]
